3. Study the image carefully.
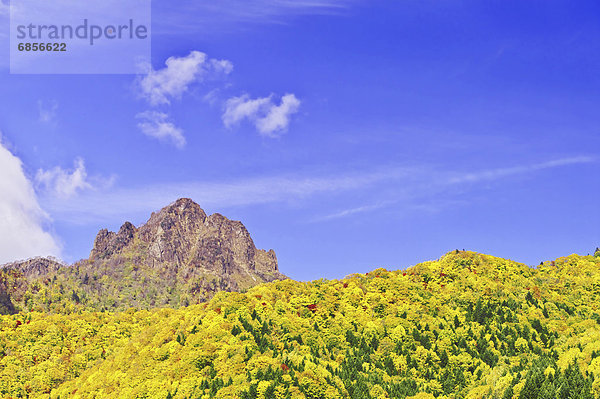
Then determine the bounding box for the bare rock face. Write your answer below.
[1,257,64,280]
[87,198,285,305]
[125,198,282,278]
[0,198,285,314]
[90,222,136,260]
[138,198,208,264]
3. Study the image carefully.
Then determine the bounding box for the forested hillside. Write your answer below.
[2,250,600,398]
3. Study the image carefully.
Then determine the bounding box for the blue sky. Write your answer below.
[0,0,599,280]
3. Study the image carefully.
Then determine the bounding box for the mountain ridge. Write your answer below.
[0,198,285,314]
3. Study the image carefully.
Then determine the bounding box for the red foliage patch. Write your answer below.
[15,320,22,328]
[343,283,348,288]
[262,302,266,306]
[440,273,447,277]
[256,295,262,299]
[402,273,406,276]
[306,304,317,313]
[215,307,221,314]
[281,364,289,372]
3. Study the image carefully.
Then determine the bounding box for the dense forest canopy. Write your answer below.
[1,250,600,398]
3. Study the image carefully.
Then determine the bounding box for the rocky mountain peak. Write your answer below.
[133,199,280,274]
[81,198,284,307]
[90,221,137,260]
[148,198,208,226]
[2,198,285,314]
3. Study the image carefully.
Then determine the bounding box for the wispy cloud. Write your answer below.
[311,202,393,222]
[38,100,58,125]
[154,0,359,33]
[313,156,596,222]
[223,93,301,137]
[137,51,233,106]
[445,156,595,185]
[40,167,414,224]
[203,87,227,106]
[35,157,113,199]
[136,111,186,148]
[39,156,594,225]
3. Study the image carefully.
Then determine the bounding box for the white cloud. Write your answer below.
[135,50,299,142]
[223,93,301,137]
[35,157,96,199]
[223,95,272,127]
[256,94,301,136]
[136,111,186,148]
[0,139,61,264]
[38,100,58,124]
[138,51,233,106]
